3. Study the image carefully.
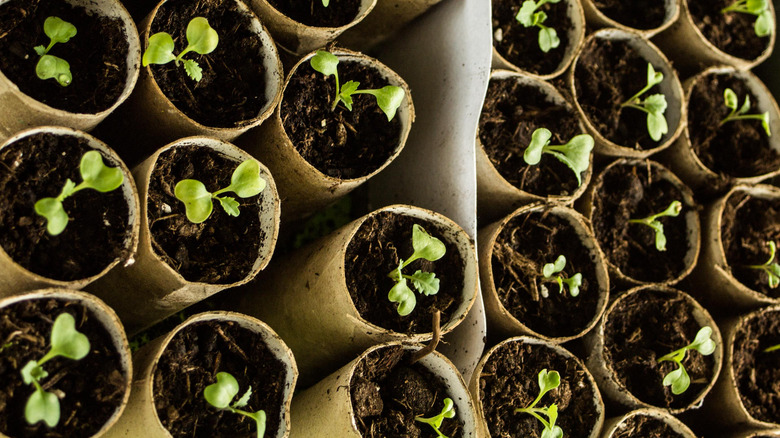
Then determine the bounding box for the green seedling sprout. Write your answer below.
[523,128,594,186]
[34,16,76,86]
[34,150,124,236]
[21,313,90,427]
[174,159,266,224]
[387,224,447,316]
[415,397,456,438]
[722,0,774,37]
[515,369,564,438]
[620,63,669,142]
[142,17,218,82]
[721,88,771,136]
[309,50,405,121]
[322,0,329,6]
[745,241,780,288]
[657,326,716,395]
[515,0,562,53]
[765,343,780,352]
[204,372,266,438]
[541,255,582,298]
[627,200,682,252]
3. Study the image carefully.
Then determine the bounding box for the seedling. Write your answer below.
[322,0,329,6]
[204,372,266,438]
[523,128,594,186]
[142,17,218,82]
[541,255,582,298]
[722,0,774,37]
[657,326,716,395]
[745,241,780,288]
[765,343,780,352]
[34,150,124,236]
[628,200,682,252]
[515,369,564,438]
[309,50,405,121]
[34,16,76,86]
[415,397,456,438]
[515,0,562,53]
[620,63,669,142]
[174,159,266,224]
[387,224,446,316]
[721,88,771,136]
[22,313,90,427]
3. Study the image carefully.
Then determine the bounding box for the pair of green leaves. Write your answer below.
[523,128,594,186]
[746,241,780,288]
[515,369,564,438]
[628,200,682,252]
[516,0,562,53]
[542,255,582,298]
[722,0,774,37]
[657,326,717,395]
[34,16,76,87]
[415,398,456,438]
[722,88,772,136]
[621,63,669,142]
[387,224,447,316]
[22,313,91,427]
[204,372,266,438]
[34,150,124,236]
[174,159,266,224]
[310,50,405,122]
[143,17,219,82]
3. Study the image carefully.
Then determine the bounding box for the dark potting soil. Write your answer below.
[721,192,780,298]
[591,161,691,283]
[491,0,571,75]
[479,77,583,197]
[148,0,269,128]
[491,209,602,338]
[604,288,716,409]
[688,73,780,179]
[153,319,288,437]
[0,133,132,281]
[592,0,667,30]
[574,38,670,150]
[611,413,681,438]
[0,298,127,438]
[351,345,464,438]
[345,212,466,334]
[266,0,361,27]
[281,60,402,180]
[0,0,129,114]
[479,339,600,437]
[688,0,770,62]
[147,145,266,284]
[732,309,780,424]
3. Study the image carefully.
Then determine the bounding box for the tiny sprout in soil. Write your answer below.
[174,159,266,224]
[620,63,668,142]
[721,88,771,136]
[143,17,218,82]
[627,200,682,252]
[523,128,593,186]
[515,0,562,53]
[309,50,405,121]
[722,0,774,37]
[387,224,446,316]
[415,397,456,438]
[515,369,563,438]
[204,371,266,438]
[34,16,76,87]
[541,255,582,298]
[34,150,124,236]
[322,0,329,6]
[657,326,716,395]
[745,240,780,288]
[21,313,90,427]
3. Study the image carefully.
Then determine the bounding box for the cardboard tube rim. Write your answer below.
[579,0,681,37]
[600,408,696,438]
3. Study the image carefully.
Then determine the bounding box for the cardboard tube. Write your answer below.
[583,285,724,415]
[230,204,478,387]
[568,28,686,158]
[0,288,132,438]
[338,0,443,52]
[580,0,680,37]
[600,408,696,438]
[237,48,414,221]
[477,203,609,343]
[104,311,298,438]
[0,127,140,297]
[468,336,605,438]
[729,431,780,438]
[289,341,479,438]
[477,69,592,222]
[0,0,140,143]
[88,137,280,334]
